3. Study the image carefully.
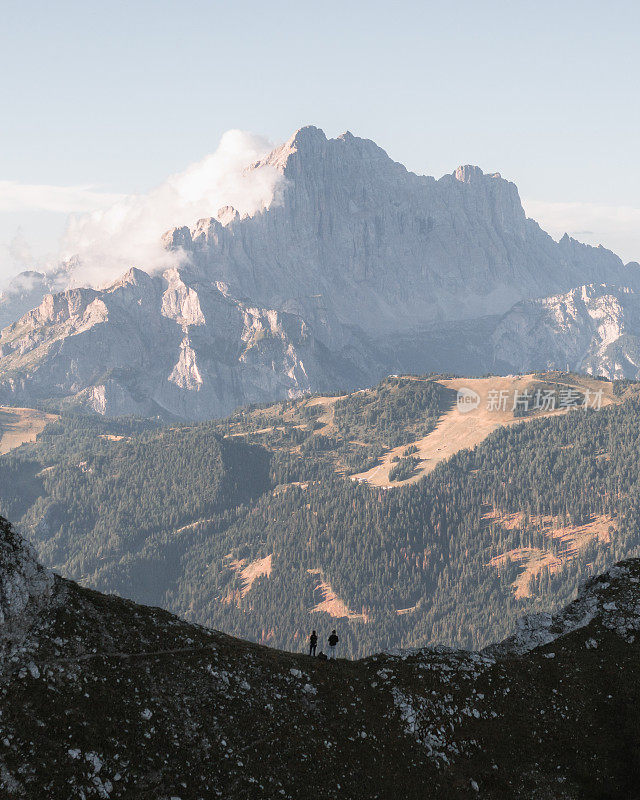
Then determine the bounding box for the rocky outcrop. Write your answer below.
[166,127,634,337]
[0,266,368,419]
[484,558,640,658]
[492,283,640,377]
[0,517,53,628]
[0,127,638,418]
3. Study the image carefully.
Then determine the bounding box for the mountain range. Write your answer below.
[1,126,639,419]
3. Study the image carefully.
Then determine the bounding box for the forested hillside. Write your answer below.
[0,415,270,606]
[1,374,640,658]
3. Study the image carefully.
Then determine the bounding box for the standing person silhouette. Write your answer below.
[309,630,318,657]
[328,629,339,659]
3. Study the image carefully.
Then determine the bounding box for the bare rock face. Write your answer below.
[485,559,640,657]
[0,265,366,419]
[492,283,640,377]
[0,517,53,628]
[0,126,638,418]
[166,127,632,337]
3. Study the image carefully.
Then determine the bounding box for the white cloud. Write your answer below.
[523,198,640,264]
[0,182,124,214]
[0,130,284,288]
[8,230,33,267]
[61,130,283,287]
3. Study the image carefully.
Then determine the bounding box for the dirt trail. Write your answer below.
[352,375,616,488]
[0,406,58,455]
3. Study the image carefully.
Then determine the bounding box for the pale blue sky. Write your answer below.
[1,0,639,280]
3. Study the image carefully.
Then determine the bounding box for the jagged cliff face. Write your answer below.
[493,283,640,377]
[0,127,637,418]
[0,517,52,630]
[165,127,631,335]
[0,267,366,419]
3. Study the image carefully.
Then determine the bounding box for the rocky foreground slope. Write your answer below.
[1,127,639,418]
[1,515,640,799]
[493,282,640,377]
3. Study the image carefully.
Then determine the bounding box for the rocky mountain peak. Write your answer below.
[252,125,327,172]
[256,124,402,181]
[453,164,485,183]
[0,125,638,418]
[1,270,44,289]
[216,205,239,225]
[625,260,640,280]
[0,270,54,330]
[106,266,153,291]
[161,224,194,251]
[289,123,327,147]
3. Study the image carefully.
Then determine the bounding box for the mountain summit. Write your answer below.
[0,127,638,418]
[164,126,630,333]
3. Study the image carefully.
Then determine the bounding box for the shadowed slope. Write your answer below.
[1,515,640,799]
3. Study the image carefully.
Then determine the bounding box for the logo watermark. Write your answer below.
[456,386,604,413]
[456,387,481,413]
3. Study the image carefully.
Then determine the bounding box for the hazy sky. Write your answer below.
[1,0,639,283]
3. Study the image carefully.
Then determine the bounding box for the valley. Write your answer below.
[1,371,639,659]
[3,8,637,797]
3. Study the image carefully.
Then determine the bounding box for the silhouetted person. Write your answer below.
[317,651,328,661]
[309,630,318,656]
[328,629,339,659]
